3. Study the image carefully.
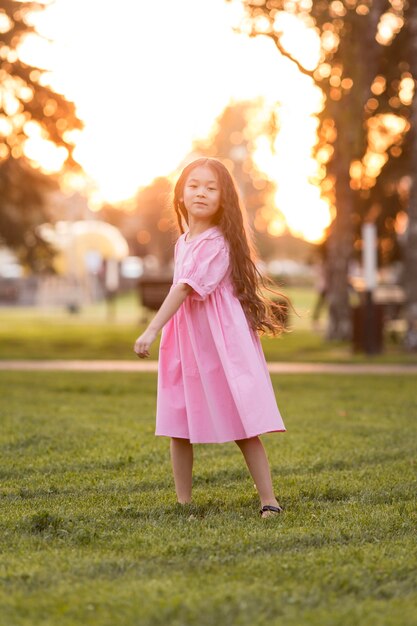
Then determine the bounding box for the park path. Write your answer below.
[1,360,417,375]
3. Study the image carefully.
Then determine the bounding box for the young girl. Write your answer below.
[134,158,287,517]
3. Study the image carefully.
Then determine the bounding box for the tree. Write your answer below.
[192,100,283,261]
[233,0,413,340]
[131,177,174,268]
[403,1,417,349]
[0,0,82,270]
[100,177,175,270]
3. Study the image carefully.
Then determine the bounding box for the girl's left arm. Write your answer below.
[134,282,193,358]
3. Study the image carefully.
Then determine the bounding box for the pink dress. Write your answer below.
[155,225,286,444]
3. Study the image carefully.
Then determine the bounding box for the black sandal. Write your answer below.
[260,504,283,516]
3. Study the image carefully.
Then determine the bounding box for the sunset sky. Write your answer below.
[20,0,332,242]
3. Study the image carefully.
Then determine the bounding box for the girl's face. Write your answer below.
[182,165,221,226]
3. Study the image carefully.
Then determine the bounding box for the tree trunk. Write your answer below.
[404,4,417,350]
[325,1,386,341]
[326,153,354,341]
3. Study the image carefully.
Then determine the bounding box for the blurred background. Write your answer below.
[1,0,416,359]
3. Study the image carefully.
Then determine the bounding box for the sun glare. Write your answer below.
[18,0,329,242]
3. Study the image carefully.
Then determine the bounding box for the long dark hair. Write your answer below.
[173,157,291,336]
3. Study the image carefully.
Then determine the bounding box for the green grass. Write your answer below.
[1,371,416,625]
[1,288,416,363]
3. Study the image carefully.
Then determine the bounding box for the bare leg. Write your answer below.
[170,437,193,504]
[236,436,281,517]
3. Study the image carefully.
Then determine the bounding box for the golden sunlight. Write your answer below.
[18,0,330,242]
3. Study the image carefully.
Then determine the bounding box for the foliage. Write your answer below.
[0,370,416,625]
[101,101,293,270]
[0,0,82,269]
[237,0,411,259]
[100,176,175,270]
[0,157,56,270]
[192,101,284,260]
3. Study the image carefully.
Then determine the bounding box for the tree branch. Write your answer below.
[246,29,315,78]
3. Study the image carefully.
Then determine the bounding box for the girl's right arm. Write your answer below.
[133,282,193,358]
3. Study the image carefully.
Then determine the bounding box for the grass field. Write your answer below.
[1,288,416,364]
[1,370,416,626]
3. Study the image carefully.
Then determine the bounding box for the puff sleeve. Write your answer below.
[177,237,230,300]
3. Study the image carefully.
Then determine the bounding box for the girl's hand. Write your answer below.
[134,329,157,358]
[133,283,191,359]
